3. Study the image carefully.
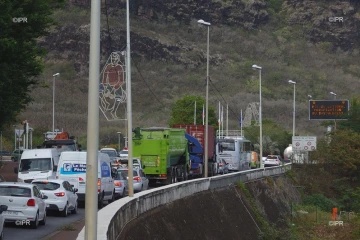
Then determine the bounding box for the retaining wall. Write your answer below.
[76,164,290,240]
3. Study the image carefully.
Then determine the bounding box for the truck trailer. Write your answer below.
[173,124,217,177]
[132,127,190,185]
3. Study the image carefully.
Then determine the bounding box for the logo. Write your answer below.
[12,17,28,23]
[15,220,31,226]
[63,163,72,172]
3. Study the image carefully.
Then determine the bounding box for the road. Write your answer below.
[4,208,85,240]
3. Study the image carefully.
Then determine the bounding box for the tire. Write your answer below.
[39,211,46,225]
[60,204,68,217]
[108,191,115,203]
[71,202,78,214]
[98,193,104,209]
[30,212,39,229]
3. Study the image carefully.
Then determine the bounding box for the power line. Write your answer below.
[131,58,168,109]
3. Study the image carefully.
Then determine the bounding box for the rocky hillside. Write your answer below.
[20,0,360,145]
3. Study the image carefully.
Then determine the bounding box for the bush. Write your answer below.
[302,194,338,212]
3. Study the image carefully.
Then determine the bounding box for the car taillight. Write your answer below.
[55,192,65,197]
[133,176,141,182]
[114,182,122,187]
[97,178,101,193]
[27,199,36,207]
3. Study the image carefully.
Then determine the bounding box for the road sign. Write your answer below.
[292,136,317,151]
[15,129,24,137]
[309,100,349,120]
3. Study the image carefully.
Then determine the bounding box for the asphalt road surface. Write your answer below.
[4,208,85,240]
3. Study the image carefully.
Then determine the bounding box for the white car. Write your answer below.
[32,179,78,217]
[0,204,8,239]
[0,182,47,229]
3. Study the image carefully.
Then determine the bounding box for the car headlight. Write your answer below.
[17,178,24,182]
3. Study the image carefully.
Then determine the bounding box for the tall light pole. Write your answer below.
[288,80,296,136]
[330,91,337,131]
[13,125,16,151]
[117,132,121,152]
[252,64,263,168]
[198,19,211,177]
[85,0,100,238]
[52,73,60,139]
[126,0,134,197]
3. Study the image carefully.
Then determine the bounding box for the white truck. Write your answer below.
[14,148,60,183]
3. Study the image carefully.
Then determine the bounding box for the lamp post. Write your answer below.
[288,80,296,136]
[330,92,337,131]
[13,125,16,151]
[117,132,121,152]
[198,19,211,177]
[252,64,263,168]
[52,73,60,139]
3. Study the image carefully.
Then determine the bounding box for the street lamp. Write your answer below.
[117,132,121,152]
[330,92,337,99]
[198,19,211,177]
[288,80,296,136]
[330,91,337,131]
[252,64,263,168]
[52,73,60,139]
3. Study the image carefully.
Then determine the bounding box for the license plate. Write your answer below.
[5,211,18,215]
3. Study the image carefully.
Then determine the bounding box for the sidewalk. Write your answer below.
[41,218,85,240]
[0,161,85,240]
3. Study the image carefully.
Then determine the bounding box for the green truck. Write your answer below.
[132,127,190,185]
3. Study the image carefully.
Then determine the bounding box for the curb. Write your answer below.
[40,218,85,240]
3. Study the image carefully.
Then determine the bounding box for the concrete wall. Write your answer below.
[76,164,291,240]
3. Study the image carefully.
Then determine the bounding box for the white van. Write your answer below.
[56,151,114,207]
[15,148,59,183]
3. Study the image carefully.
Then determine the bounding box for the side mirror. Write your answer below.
[14,167,18,174]
[53,165,58,171]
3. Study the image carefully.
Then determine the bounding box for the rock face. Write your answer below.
[119,176,300,240]
[282,0,360,51]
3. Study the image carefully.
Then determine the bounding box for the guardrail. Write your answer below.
[77,164,291,240]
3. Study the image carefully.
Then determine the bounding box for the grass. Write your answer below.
[58,224,76,231]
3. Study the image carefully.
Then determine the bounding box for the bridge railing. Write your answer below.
[76,164,291,240]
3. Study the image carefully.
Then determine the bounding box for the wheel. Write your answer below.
[71,202,78,214]
[39,211,46,225]
[30,212,39,229]
[108,191,115,203]
[98,193,104,208]
[60,203,68,217]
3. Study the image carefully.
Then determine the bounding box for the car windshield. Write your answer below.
[32,181,60,191]
[119,150,128,155]
[118,170,138,177]
[0,186,31,197]
[101,150,117,157]
[267,156,279,159]
[114,171,128,180]
[55,145,76,154]
[19,158,52,172]
[219,142,235,151]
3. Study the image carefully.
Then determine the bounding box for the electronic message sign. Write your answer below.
[309,100,349,120]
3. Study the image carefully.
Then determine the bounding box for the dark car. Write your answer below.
[11,149,24,162]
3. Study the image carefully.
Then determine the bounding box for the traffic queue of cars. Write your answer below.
[1,147,149,232]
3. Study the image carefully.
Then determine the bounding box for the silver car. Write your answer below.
[113,170,128,199]
[117,168,149,193]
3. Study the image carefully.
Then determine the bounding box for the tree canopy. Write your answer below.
[169,95,218,127]
[0,0,64,128]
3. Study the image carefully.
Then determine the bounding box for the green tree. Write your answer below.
[0,0,64,128]
[244,120,292,157]
[169,95,218,127]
